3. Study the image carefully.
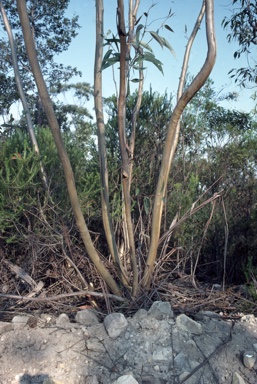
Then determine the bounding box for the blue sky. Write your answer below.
[58,0,255,113]
[53,0,254,111]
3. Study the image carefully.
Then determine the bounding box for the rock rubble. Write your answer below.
[0,301,256,383]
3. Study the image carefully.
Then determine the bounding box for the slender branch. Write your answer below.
[177,2,206,100]
[117,0,138,296]
[94,0,129,286]
[142,0,216,289]
[16,0,121,296]
[0,0,48,190]
[192,199,217,287]
[0,290,126,303]
[222,197,229,291]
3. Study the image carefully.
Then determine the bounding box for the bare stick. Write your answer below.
[0,290,126,303]
[222,196,229,291]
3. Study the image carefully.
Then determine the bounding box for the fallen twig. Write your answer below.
[0,290,126,303]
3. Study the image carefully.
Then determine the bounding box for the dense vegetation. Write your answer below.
[0,0,257,308]
[1,81,257,290]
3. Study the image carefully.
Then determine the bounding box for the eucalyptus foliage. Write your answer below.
[222,0,257,86]
[0,0,80,119]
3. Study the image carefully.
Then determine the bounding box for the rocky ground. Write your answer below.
[0,301,257,384]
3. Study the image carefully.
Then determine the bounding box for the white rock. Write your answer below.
[12,315,29,329]
[232,372,246,384]
[112,374,139,384]
[104,313,128,339]
[243,351,256,369]
[241,314,256,324]
[75,309,99,326]
[176,314,202,335]
[148,301,174,319]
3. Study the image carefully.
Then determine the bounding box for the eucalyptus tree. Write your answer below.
[15,0,216,298]
[0,0,80,121]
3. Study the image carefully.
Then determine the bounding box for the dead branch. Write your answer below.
[0,290,126,303]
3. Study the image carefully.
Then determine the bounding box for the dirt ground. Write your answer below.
[0,305,257,384]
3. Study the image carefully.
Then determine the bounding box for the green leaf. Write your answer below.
[143,52,163,74]
[161,36,176,57]
[150,31,164,48]
[104,38,120,44]
[101,55,120,71]
[132,65,147,70]
[136,24,144,47]
[131,78,142,83]
[104,36,120,52]
[164,24,174,33]
[139,40,153,52]
[103,49,113,62]
[150,32,175,57]
[133,55,144,65]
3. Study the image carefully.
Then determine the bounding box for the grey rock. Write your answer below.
[112,374,139,384]
[85,375,99,384]
[0,321,13,334]
[56,313,70,326]
[189,360,199,370]
[179,371,190,381]
[141,375,162,384]
[178,372,197,384]
[232,372,246,384]
[243,350,256,368]
[194,310,222,322]
[148,301,174,320]
[133,308,148,320]
[152,346,172,361]
[87,323,108,340]
[86,337,106,352]
[252,343,257,353]
[75,309,99,326]
[174,351,191,372]
[104,313,128,339]
[176,314,202,335]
